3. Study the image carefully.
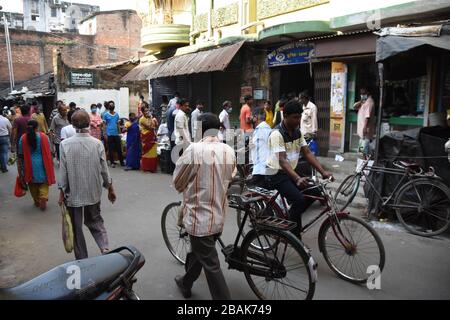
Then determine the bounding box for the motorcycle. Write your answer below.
[0,246,145,300]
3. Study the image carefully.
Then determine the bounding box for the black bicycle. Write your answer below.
[161,194,317,300]
[334,157,450,237]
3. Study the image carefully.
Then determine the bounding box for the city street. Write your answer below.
[1,165,450,300]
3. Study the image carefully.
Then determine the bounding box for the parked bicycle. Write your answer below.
[236,176,385,284]
[161,194,317,300]
[334,157,450,237]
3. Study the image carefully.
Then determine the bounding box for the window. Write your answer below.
[31,15,40,22]
[72,19,76,25]
[109,47,117,61]
[31,0,39,14]
[51,8,57,17]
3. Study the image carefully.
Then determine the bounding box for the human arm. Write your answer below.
[173,145,200,193]
[58,142,68,205]
[312,105,318,136]
[99,143,115,203]
[245,107,253,125]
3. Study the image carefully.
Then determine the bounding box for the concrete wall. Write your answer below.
[58,88,130,119]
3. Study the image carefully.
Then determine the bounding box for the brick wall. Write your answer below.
[0,11,145,91]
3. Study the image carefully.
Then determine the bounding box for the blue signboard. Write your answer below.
[267,42,313,67]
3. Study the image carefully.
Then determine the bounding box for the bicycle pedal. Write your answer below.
[222,244,234,257]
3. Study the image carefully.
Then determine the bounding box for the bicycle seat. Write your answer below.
[397,161,421,170]
[0,252,131,300]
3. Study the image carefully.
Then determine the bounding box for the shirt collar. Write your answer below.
[278,121,301,142]
[75,132,91,137]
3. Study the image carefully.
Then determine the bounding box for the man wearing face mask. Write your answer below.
[89,104,103,140]
[219,101,232,143]
[354,88,375,158]
[59,110,116,259]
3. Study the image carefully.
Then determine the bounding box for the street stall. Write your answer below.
[363,23,450,220]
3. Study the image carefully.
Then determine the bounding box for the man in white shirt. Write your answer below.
[0,113,12,173]
[190,100,204,142]
[61,110,77,141]
[168,92,180,110]
[218,101,232,142]
[251,107,272,186]
[174,99,191,147]
[299,91,318,141]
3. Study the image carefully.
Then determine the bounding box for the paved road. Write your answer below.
[1,165,450,299]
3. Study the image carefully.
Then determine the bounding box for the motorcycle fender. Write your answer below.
[317,212,350,253]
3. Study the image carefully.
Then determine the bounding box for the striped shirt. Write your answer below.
[59,133,112,207]
[173,136,236,237]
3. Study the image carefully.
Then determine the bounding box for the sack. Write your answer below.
[14,176,26,197]
[8,153,17,166]
[308,139,318,156]
[60,203,74,253]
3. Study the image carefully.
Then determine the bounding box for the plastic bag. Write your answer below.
[14,176,26,197]
[60,203,74,253]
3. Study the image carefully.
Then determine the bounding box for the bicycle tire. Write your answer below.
[319,215,385,284]
[161,202,189,264]
[394,178,450,237]
[334,174,360,212]
[241,228,315,300]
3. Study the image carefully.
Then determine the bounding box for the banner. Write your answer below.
[267,42,313,67]
[329,62,348,151]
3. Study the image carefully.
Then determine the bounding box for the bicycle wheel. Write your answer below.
[319,215,385,284]
[334,174,360,212]
[394,178,450,237]
[161,202,190,264]
[241,229,315,300]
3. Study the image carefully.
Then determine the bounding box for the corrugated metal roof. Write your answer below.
[122,41,245,81]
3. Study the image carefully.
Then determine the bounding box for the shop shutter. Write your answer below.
[314,62,331,156]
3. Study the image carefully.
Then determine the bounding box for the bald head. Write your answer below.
[72,109,91,129]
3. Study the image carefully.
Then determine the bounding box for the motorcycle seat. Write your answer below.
[0,253,131,300]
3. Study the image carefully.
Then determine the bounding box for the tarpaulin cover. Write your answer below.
[376,24,450,62]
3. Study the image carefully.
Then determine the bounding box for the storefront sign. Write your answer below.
[241,86,253,97]
[267,42,313,67]
[69,71,94,87]
[329,62,348,152]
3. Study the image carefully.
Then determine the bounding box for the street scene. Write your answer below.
[1,0,450,301]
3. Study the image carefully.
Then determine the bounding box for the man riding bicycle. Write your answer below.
[265,99,333,236]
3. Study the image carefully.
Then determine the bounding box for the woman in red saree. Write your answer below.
[139,104,159,172]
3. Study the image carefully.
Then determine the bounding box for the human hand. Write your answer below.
[58,190,64,206]
[322,171,334,181]
[296,177,309,188]
[108,186,116,204]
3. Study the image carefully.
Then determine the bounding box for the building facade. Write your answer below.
[125,0,450,157]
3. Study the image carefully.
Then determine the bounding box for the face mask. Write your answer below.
[361,95,368,101]
[91,108,97,113]
[227,108,232,114]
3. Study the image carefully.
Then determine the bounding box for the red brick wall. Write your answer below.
[0,11,145,91]
[0,27,94,90]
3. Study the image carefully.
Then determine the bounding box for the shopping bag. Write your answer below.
[14,176,26,197]
[60,203,74,253]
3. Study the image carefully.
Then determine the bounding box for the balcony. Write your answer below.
[140,9,191,54]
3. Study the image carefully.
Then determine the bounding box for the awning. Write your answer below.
[122,41,245,81]
[376,24,450,62]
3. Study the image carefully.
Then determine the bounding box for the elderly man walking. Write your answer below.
[173,113,236,300]
[58,110,116,260]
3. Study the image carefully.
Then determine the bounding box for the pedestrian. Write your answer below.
[17,119,56,211]
[273,98,286,128]
[264,100,274,129]
[49,104,69,162]
[173,113,236,300]
[139,104,158,172]
[137,95,145,118]
[124,113,141,171]
[168,92,180,110]
[0,112,12,173]
[49,101,62,123]
[160,95,169,124]
[174,98,191,149]
[240,95,254,135]
[103,101,124,168]
[58,110,116,260]
[218,101,232,142]
[89,103,103,140]
[60,110,77,141]
[251,107,272,187]
[30,100,38,115]
[31,104,48,133]
[166,98,180,173]
[354,87,375,159]
[299,91,318,142]
[190,100,204,142]
[12,104,32,154]
[69,102,77,112]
